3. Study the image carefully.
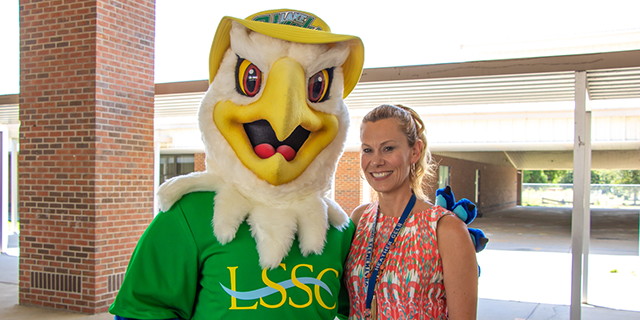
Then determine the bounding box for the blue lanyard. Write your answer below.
[364,193,416,311]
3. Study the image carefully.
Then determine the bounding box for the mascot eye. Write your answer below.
[236,57,262,97]
[308,68,333,103]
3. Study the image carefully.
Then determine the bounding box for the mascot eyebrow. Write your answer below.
[302,42,350,77]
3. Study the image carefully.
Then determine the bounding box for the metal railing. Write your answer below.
[523,183,640,208]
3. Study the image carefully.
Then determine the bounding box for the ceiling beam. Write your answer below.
[360,50,640,82]
[155,80,209,95]
[0,94,18,105]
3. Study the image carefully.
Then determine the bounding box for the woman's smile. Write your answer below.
[371,171,392,179]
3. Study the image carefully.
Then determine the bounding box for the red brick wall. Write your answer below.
[331,153,517,217]
[334,151,361,214]
[19,0,155,314]
[194,152,206,172]
[429,155,518,215]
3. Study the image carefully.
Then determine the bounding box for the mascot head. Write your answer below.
[204,9,363,188]
[159,9,364,269]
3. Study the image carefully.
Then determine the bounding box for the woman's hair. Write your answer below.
[361,104,436,200]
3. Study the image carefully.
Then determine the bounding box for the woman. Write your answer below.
[345,104,478,319]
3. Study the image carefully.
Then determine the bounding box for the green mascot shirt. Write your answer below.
[109,192,355,319]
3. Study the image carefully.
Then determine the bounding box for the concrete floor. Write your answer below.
[470,206,639,255]
[1,205,639,320]
[471,205,640,318]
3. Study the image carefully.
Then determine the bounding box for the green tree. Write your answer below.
[559,171,573,183]
[613,170,640,205]
[591,170,617,184]
[523,170,548,183]
[544,170,569,183]
[525,170,640,185]
[554,170,614,184]
[614,170,640,184]
[591,170,602,184]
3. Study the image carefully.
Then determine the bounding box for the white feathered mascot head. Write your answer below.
[158,9,364,269]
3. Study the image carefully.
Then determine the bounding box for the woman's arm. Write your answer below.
[350,203,369,227]
[437,215,478,320]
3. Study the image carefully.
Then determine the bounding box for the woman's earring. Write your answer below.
[410,163,416,177]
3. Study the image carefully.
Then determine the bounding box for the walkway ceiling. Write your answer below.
[0,94,18,124]
[1,50,639,169]
[345,67,640,111]
[3,50,637,120]
[433,150,640,171]
[349,50,640,111]
[150,49,640,118]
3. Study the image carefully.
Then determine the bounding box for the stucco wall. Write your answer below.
[430,155,518,215]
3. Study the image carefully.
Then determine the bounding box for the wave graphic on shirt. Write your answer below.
[220,277,333,300]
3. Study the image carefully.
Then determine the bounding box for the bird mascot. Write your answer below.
[110,9,364,320]
[109,9,486,320]
[436,186,489,253]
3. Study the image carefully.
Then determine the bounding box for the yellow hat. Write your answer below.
[209,9,364,99]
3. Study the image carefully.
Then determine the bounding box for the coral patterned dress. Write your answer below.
[345,202,453,320]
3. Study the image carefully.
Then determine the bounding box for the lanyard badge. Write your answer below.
[363,193,416,319]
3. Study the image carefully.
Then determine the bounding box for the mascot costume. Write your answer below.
[110,8,486,320]
[111,9,364,320]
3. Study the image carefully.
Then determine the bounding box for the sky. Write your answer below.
[1,0,639,95]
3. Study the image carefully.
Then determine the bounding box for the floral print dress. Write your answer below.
[345,202,453,319]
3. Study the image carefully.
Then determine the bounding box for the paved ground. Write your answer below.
[470,206,639,255]
[478,298,640,320]
[471,205,640,317]
[1,205,639,320]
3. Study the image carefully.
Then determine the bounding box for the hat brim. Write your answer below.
[209,16,364,99]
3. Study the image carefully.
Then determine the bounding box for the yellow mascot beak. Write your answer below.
[214,57,339,186]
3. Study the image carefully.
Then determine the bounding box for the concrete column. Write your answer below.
[19,0,155,313]
[153,140,160,216]
[0,127,7,253]
[582,111,591,304]
[11,138,19,233]
[570,71,591,320]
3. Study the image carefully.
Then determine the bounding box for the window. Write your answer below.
[438,165,450,189]
[159,154,195,185]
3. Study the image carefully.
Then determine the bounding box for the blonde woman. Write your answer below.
[345,104,478,319]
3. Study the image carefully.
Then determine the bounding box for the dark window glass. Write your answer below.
[438,165,451,189]
[160,154,195,185]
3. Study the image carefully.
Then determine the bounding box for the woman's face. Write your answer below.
[360,118,421,195]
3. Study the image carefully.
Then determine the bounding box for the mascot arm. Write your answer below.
[335,275,350,320]
[336,220,356,320]
[109,204,199,320]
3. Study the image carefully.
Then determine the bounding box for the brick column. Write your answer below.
[335,151,361,214]
[194,152,206,172]
[19,0,155,314]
